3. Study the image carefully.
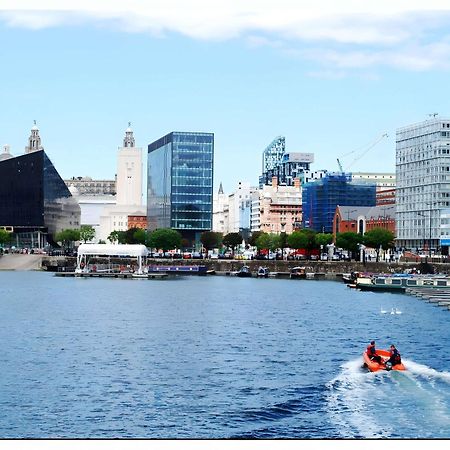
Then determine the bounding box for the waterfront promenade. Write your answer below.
[3,252,450,277]
[0,253,43,271]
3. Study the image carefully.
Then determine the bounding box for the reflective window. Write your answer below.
[0,151,80,244]
[148,132,213,233]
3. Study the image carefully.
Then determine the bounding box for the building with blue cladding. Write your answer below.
[302,173,376,233]
[147,131,214,245]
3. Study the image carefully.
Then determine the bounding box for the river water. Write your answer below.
[0,271,449,439]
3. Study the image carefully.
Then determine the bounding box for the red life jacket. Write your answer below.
[367,344,376,356]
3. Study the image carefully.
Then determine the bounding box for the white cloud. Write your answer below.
[2,1,450,70]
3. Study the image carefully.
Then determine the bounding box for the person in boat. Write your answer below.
[387,344,401,366]
[366,340,383,364]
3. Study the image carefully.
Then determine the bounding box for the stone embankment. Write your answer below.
[38,256,450,278]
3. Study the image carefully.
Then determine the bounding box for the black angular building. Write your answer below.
[0,125,80,248]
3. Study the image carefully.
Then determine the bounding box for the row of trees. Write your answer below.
[200,228,395,261]
[48,225,395,262]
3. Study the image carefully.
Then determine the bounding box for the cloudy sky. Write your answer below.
[1,1,450,193]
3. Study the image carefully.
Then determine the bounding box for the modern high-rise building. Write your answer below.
[396,117,450,253]
[302,173,376,233]
[0,123,80,248]
[262,136,285,174]
[147,131,214,245]
[259,136,314,187]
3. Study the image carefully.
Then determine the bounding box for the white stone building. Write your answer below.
[99,124,146,241]
[221,181,258,236]
[396,117,450,252]
[212,182,228,233]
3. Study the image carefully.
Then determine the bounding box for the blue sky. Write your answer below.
[1,1,450,194]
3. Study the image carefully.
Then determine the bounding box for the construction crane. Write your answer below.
[336,132,388,173]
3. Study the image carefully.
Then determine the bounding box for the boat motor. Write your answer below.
[385,361,392,371]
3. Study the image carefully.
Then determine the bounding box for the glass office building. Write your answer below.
[147,132,214,244]
[0,150,81,248]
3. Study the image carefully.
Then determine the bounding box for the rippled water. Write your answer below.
[0,271,449,438]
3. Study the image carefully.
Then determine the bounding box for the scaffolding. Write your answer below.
[302,173,376,233]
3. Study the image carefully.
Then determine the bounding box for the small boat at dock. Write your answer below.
[236,265,252,278]
[257,267,269,278]
[148,265,208,275]
[356,274,450,292]
[290,266,306,279]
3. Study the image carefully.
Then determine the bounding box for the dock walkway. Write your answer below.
[55,272,169,279]
[405,287,450,311]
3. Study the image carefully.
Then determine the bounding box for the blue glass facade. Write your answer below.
[302,173,376,233]
[148,132,214,241]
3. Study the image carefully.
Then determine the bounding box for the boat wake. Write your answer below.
[325,358,450,438]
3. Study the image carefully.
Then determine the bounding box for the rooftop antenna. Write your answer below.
[428,113,438,118]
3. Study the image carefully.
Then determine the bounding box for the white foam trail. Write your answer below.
[404,360,450,384]
[326,358,392,438]
[326,358,450,438]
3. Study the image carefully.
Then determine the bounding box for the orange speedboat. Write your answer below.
[363,349,406,372]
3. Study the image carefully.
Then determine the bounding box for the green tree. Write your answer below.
[363,228,395,262]
[133,228,148,245]
[279,231,288,259]
[54,229,80,251]
[122,227,144,244]
[287,229,317,257]
[200,231,222,258]
[148,228,182,252]
[0,229,11,247]
[287,230,309,251]
[222,232,243,257]
[336,232,363,260]
[79,225,96,243]
[256,233,281,259]
[315,233,333,248]
[248,231,264,247]
[108,230,120,244]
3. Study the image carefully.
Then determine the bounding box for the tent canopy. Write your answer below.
[77,243,149,258]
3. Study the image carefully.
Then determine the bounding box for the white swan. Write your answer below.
[395,307,402,314]
[391,308,396,315]
[380,307,388,314]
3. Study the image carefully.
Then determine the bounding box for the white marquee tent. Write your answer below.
[76,244,149,274]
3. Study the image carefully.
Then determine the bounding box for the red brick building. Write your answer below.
[128,214,147,230]
[333,205,395,238]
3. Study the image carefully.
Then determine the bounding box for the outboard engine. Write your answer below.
[385,361,392,371]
